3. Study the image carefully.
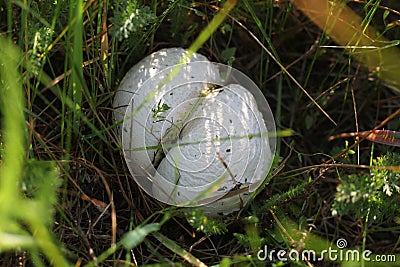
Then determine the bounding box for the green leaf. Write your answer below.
[383,10,390,22]
[221,47,236,63]
[121,223,160,249]
[220,23,232,35]
[152,100,170,119]
[305,114,313,130]
[218,257,232,267]
[193,9,206,17]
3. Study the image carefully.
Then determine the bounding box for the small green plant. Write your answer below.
[110,1,156,42]
[332,152,400,221]
[234,216,265,251]
[27,26,54,76]
[151,100,171,119]
[186,209,228,235]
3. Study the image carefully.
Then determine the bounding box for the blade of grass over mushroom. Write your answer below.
[293,0,400,94]
[123,0,238,123]
[172,172,229,207]
[152,85,226,168]
[128,130,293,152]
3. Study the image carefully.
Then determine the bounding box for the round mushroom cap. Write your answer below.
[114,48,276,217]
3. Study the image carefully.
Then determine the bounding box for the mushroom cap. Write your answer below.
[114,48,276,217]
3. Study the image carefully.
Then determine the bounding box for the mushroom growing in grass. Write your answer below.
[113,48,276,217]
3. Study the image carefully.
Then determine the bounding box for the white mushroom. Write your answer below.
[114,48,275,217]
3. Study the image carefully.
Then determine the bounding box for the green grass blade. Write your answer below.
[153,232,208,267]
[121,223,160,250]
[0,37,25,213]
[65,0,85,156]
[187,0,238,56]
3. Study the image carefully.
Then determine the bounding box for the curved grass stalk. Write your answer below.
[293,0,400,94]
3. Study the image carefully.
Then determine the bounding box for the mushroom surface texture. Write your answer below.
[113,47,212,136]
[114,48,276,217]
